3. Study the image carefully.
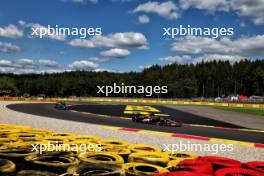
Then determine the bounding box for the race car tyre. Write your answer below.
[128,144,161,153]
[16,170,60,176]
[78,152,124,165]
[215,167,264,176]
[25,152,79,174]
[199,156,242,170]
[123,162,168,176]
[245,161,264,173]
[128,152,170,167]
[67,163,124,176]
[0,159,16,174]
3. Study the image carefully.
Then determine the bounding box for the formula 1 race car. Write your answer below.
[54,102,69,110]
[157,118,182,127]
[131,113,182,127]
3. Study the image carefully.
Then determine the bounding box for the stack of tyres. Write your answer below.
[123,163,168,176]
[67,163,124,176]
[24,151,79,174]
[0,124,264,176]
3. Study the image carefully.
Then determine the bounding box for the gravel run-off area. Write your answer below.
[0,101,263,162]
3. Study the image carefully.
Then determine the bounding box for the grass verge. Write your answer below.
[215,107,264,116]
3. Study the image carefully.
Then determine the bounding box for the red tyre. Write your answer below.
[245,161,264,173]
[153,171,213,176]
[177,159,214,175]
[199,156,242,170]
[215,167,264,176]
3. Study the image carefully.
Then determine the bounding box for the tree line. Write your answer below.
[0,59,263,98]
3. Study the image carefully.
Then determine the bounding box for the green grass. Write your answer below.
[215,107,264,116]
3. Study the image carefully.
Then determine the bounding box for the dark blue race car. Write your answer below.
[54,102,69,110]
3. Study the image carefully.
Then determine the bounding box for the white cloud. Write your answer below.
[178,0,264,24]
[68,32,148,49]
[231,0,264,25]
[15,59,36,68]
[100,48,130,58]
[94,68,120,73]
[30,23,66,41]
[160,55,192,64]
[171,35,264,57]
[0,60,13,67]
[180,0,230,12]
[133,1,179,20]
[0,24,23,38]
[19,21,66,41]
[38,60,58,68]
[193,54,244,64]
[68,60,98,71]
[0,42,20,53]
[0,59,60,74]
[138,15,150,24]
[164,35,264,64]
[138,65,151,69]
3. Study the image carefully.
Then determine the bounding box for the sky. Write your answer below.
[0,0,263,74]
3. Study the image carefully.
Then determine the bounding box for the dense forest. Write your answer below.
[0,60,263,98]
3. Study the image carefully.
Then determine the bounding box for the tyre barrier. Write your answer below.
[78,152,124,165]
[164,151,197,161]
[16,170,59,176]
[0,158,16,174]
[128,152,169,167]
[153,171,213,176]
[67,163,124,176]
[215,167,264,176]
[199,156,242,170]
[123,162,168,176]
[128,144,161,153]
[0,123,263,176]
[245,161,264,173]
[177,159,214,175]
[25,152,79,174]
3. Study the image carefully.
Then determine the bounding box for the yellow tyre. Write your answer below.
[128,152,169,167]
[68,163,124,176]
[164,151,197,160]
[17,170,59,176]
[123,162,168,176]
[100,146,131,162]
[0,148,37,170]
[25,152,79,174]
[100,139,128,148]
[0,159,16,174]
[78,152,124,165]
[128,144,161,153]
[8,133,44,142]
[70,135,100,143]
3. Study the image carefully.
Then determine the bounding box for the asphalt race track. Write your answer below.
[69,104,241,128]
[7,103,264,143]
